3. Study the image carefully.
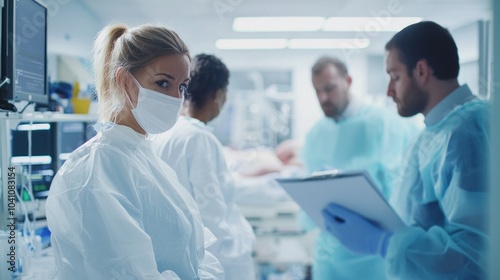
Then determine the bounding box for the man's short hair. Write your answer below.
[311,56,349,77]
[385,21,459,80]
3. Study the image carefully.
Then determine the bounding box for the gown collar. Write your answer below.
[94,122,149,146]
[424,84,476,126]
[333,95,362,122]
[180,115,214,132]
[334,94,362,123]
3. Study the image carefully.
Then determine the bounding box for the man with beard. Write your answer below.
[301,56,415,280]
[322,21,489,280]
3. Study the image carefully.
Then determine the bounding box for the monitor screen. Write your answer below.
[1,0,48,105]
[11,122,53,158]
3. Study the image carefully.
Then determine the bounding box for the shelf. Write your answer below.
[0,112,98,123]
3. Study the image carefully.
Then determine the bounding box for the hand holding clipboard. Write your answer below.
[275,170,407,232]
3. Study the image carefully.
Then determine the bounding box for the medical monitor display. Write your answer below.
[1,0,48,105]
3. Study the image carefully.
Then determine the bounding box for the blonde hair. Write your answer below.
[92,23,190,121]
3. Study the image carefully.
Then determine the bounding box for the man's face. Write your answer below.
[311,64,351,118]
[385,49,428,117]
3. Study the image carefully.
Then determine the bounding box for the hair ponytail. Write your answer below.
[92,24,127,121]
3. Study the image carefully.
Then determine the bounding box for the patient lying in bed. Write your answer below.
[223,140,306,206]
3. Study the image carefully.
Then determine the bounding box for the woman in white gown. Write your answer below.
[46,24,223,280]
[152,54,255,280]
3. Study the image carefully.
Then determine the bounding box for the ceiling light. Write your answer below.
[233,17,325,32]
[323,17,422,32]
[216,39,288,49]
[288,38,370,49]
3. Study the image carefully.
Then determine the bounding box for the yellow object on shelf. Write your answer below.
[71,82,91,114]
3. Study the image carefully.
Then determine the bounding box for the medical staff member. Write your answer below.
[46,24,223,279]
[322,21,489,279]
[302,56,415,280]
[152,54,256,279]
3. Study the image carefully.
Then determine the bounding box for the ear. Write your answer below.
[115,67,127,91]
[345,74,352,87]
[117,67,137,93]
[213,89,224,101]
[414,59,431,84]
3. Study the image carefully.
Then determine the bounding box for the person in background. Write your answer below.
[46,24,223,279]
[152,54,256,280]
[322,21,489,279]
[301,56,416,280]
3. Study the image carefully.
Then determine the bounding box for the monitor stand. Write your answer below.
[0,99,17,112]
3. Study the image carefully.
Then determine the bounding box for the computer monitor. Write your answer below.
[1,0,48,105]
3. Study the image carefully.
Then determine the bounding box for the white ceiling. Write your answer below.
[77,0,492,56]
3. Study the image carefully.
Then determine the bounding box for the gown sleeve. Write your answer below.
[48,148,184,279]
[385,109,489,280]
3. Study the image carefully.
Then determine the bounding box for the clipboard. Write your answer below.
[276,170,407,232]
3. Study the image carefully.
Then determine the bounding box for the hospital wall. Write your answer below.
[41,0,103,57]
[218,51,371,141]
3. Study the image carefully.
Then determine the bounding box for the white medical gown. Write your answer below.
[387,99,489,279]
[152,116,256,280]
[46,123,224,280]
[301,104,416,280]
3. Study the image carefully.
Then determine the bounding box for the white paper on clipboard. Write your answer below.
[275,170,407,232]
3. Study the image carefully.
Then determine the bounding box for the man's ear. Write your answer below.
[345,74,352,87]
[414,59,431,84]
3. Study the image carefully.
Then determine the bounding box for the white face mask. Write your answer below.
[127,75,183,134]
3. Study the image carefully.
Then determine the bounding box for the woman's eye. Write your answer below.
[156,80,169,88]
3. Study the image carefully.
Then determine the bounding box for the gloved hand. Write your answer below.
[321,203,393,257]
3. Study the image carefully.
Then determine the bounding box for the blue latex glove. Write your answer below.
[321,203,393,257]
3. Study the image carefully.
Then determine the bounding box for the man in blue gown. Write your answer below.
[302,56,416,279]
[322,21,489,280]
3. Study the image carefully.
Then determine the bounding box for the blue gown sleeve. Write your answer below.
[385,109,488,280]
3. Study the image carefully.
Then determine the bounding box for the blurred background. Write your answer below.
[45,0,492,148]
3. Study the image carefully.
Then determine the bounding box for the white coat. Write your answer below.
[46,123,224,280]
[152,116,256,280]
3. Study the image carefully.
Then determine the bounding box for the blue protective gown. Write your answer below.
[301,103,416,280]
[386,91,489,279]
